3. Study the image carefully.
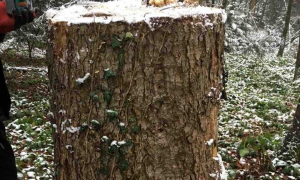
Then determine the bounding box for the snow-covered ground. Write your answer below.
[2,61,53,180]
[219,53,300,179]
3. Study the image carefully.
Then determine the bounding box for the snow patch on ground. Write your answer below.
[0,38,16,53]
[5,66,47,73]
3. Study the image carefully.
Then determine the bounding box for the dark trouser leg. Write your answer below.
[0,122,17,180]
[0,58,11,121]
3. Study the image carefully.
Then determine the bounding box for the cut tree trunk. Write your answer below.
[47,2,226,180]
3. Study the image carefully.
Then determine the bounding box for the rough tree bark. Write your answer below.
[47,4,225,180]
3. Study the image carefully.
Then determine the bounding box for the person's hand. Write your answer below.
[0,1,15,33]
[0,0,35,34]
[13,7,35,30]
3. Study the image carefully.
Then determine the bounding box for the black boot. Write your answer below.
[0,122,17,180]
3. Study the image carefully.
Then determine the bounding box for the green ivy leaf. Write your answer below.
[103,91,112,103]
[282,166,292,175]
[119,159,130,172]
[91,120,101,130]
[124,32,133,40]
[129,117,136,123]
[55,169,60,176]
[108,145,118,154]
[118,52,125,69]
[112,35,122,48]
[80,123,89,133]
[106,110,118,121]
[125,99,131,107]
[103,68,116,80]
[239,148,250,157]
[90,92,100,102]
[131,125,140,134]
[119,146,127,155]
[118,123,127,133]
[100,167,109,175]
[101,136,109,142]
[100,158,107,165]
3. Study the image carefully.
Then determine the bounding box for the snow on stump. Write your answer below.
[47,1,226,179]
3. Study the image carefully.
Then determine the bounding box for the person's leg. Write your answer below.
[0,45,16,179]
[0,59,11,120]
[1,31,16,179]
[0,122,17,180]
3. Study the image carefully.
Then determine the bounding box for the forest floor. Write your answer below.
[0,50,300,180]
[219,54,300,180]
[1,50,53,180]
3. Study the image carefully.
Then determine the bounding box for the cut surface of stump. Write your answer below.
[47,1,227,179]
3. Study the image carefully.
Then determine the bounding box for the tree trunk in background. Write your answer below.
[227,0,236,24]
[277,0,293,57]
[250,0,255,12]
[294,35,300,80]
[268,0,277,22]
[222,0,228,9]
[283,98,300,158]
[220,69,228,100]
[48,12,225,180]
[259,0,268,28]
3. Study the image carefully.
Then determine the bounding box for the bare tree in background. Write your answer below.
[249,0,255,13]
[294,34,300,80]
[277,0,293,57]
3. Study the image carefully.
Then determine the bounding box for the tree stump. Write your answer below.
[47,1,226,179]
